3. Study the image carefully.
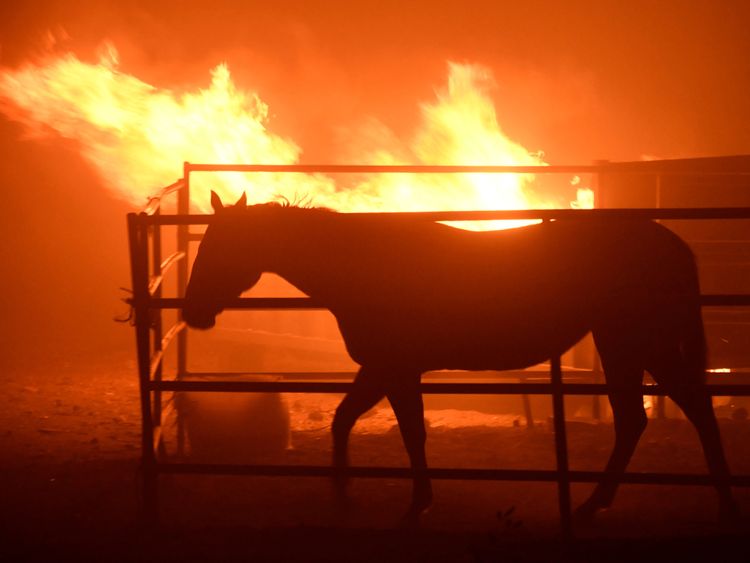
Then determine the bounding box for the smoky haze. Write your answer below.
[0,0,749,372]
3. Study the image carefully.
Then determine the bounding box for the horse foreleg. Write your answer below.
[331,367,385,506]
[575,365,646,523]
[385,371,432,525]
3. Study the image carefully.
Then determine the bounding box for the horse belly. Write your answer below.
[338,305,592,372]
[429,315,590,370]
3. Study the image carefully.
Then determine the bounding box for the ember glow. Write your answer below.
[0,42,591,226]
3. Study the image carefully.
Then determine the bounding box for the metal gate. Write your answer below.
[127,160,750,537]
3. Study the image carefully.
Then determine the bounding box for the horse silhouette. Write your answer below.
[183,192,737,525]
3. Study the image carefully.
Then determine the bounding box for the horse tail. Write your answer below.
[679,252,708,384]
[680,301,708,384]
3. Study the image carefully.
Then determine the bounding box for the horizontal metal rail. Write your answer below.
[185,163,599,174]
[154,297,322,309]
[149,295,750,309]
[168,368,750,381]
[142,207,750,226]
[184,159,750,175]
[176,369,590,381]
[157,463,750,486]
[149,380,750,397]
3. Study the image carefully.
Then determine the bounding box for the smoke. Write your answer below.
[6,2,748,161]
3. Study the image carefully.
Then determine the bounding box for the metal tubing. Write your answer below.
[143,206,750,226]
[550,356,572,539]
[151,208,164,446]
[176,164,190,377]
[175,163,190,458]
[148,350,164,381]
[147,323,186,380]
[155,463,750,486]
[149,294,750,310]
[154,296,323,309]
[152,401,175,454]
[183,159,750,175]
[147,379,750,397]
[127,213,158,522]
[186,163,599,174]
[129,163,750,534]
[160,321,185,352]
[591,352,603,420]
[142,179,186,216]
[148,251,186,295]
[176,369,588,381]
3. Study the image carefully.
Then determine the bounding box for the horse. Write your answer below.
[182,191,738,525]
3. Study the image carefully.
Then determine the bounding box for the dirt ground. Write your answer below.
[2,357,750,562]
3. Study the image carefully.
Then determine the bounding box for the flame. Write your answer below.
[0,43,591,228]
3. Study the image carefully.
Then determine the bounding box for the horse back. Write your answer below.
[280,214,698,371]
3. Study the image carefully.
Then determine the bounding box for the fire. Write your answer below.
[0,42,592,227]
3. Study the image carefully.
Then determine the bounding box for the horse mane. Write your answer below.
[263,194,335,214]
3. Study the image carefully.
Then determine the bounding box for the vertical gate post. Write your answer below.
[177,162,190,376]
[127,212,159,523]
[591,351,603,420]
[151,208,164,446]
[550,355,573,539]
[175,163,191,456]
[653,172,667,420]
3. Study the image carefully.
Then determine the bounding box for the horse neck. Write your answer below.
[260,209,343,299]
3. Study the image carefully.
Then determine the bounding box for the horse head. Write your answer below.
[182,191,264,329]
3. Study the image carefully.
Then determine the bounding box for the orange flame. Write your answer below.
[0,43,592,227]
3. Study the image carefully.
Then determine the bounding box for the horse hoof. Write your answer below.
[332,494,357,522]
[398,514,420,530]
[397,494,432,529]
[572,502,601,525]
[718,500,741,525]
[332,480,354,514]
[333,489,354,511]
[398,505,430,530]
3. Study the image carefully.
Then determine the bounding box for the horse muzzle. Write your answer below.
[182,305,218,330]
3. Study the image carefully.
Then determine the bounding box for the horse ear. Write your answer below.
[234,192,247,207]
[210,190,224,213]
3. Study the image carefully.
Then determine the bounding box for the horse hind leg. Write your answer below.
[575,334,648,523]
[383,371,432,526]
[646,345,739,522]
[331,367,386,507]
